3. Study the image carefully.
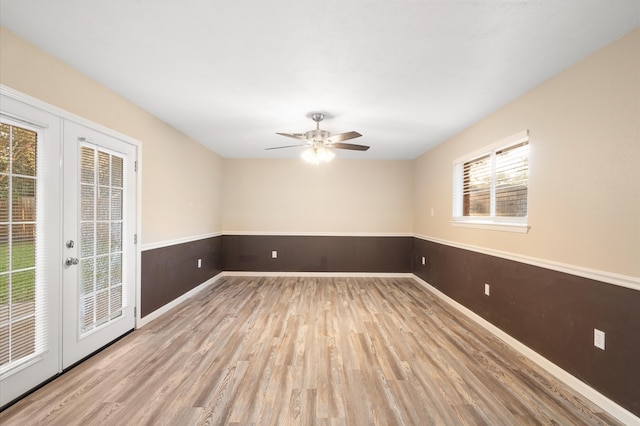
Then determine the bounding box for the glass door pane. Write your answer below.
[0,94,60,409]
[78,146,124,335]
[0,122,41,371]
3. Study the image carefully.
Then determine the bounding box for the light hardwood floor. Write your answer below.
[1,276,621,425]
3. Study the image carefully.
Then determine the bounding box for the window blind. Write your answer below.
[0,121,48,377]
[495,142,528,217]
[79,144,124,335]
[462,153,491,216]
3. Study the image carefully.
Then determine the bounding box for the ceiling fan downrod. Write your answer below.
[307,113,329,140]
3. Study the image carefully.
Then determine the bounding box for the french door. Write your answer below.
[0,96,62,408]
[62,121,136,369]
[0,92,138,407]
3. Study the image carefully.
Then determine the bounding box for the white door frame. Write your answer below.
[0,84,142,369]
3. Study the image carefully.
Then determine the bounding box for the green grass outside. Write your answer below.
[0,241,36,305]
[0,241,35,270]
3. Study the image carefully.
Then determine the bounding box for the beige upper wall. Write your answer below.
[414,28,640,278]
[223,159,413,234]
[3,25,637,275]
[0,27,224,244]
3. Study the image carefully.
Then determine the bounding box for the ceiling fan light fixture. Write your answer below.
[269,112,368,161]
[301,145,335,164]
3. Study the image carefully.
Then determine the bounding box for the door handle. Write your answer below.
[65,257,80,267]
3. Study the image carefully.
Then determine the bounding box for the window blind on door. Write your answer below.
[0,121,48,377]
[79,144,124,334]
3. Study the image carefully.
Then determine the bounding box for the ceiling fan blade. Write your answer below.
[325,131,362,144]
[330,142,370,151]
[276,132,307,141]
[265,144,306,150]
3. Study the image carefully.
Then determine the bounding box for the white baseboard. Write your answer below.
[136,272,223,328]
[411,274,640,426]
[222,271,413,278]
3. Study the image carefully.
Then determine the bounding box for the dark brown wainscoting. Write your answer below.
[412,237,640,418]
[223,235,412,273]
[141,236,223,317]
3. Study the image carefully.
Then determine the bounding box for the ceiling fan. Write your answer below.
[267,113,369,163]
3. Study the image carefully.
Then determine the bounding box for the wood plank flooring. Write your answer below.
[0,276,621,425]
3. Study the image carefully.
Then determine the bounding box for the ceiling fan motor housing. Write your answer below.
[305,129,331,141]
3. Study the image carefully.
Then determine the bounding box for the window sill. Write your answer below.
[450,220,530,233]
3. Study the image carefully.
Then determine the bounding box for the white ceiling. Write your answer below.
[1,1,638,160]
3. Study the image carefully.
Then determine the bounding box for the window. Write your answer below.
[452,130,529,232]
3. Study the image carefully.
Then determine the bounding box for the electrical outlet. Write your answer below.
[484,283,490,296]
[430,208,435,217]
[272,250,278,259]
[197,259,202,268]
[594,329,605,350]
[421,256,426,265]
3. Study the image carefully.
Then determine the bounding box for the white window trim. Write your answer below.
[452,130,529,233]
[450,220,530,233]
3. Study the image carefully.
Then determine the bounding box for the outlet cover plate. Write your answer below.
[594,329,605,350]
